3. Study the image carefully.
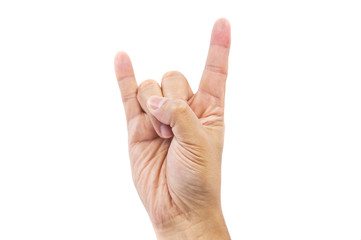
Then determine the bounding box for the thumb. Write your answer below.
[147,96,204,141]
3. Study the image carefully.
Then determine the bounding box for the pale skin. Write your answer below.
[114,19,231,239]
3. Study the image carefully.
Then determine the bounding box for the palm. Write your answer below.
[114,19,231,226]
[127,92,224,222]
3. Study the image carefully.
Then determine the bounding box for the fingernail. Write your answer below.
[160,124,173,138]
[147,96,165,110]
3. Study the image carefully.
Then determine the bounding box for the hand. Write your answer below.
[114,19,231,239]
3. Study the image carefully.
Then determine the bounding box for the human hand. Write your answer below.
[114,18,231,239]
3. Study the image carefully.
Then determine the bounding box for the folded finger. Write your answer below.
[137,79,173,138]
[161,71,193,101]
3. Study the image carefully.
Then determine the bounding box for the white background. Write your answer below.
[0,0,360,239]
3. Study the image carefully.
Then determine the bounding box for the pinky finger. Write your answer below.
[114,52,142,123]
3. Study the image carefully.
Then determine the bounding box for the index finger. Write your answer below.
[198,18,231,105]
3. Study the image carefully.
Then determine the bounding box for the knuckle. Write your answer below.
[161,71,184,84]
[123,92,137,104]
[163,70,182,78]
[169,99,188,115]
[204,64,228,76]
[138,79,158,91]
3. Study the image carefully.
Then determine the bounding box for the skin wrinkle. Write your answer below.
[174,140,207,166]
[116,74,135,83]
[197,87,225,105]
[120,93,138,105]
[204,63,228,75]
[132,141,160,176]
[134,142,167,177]
[209,42,230,49]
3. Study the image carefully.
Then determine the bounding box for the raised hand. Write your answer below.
[114,19,231,239]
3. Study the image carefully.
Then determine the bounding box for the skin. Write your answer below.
[114,18,231,239]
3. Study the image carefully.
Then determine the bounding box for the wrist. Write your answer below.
[153,209,230,240]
